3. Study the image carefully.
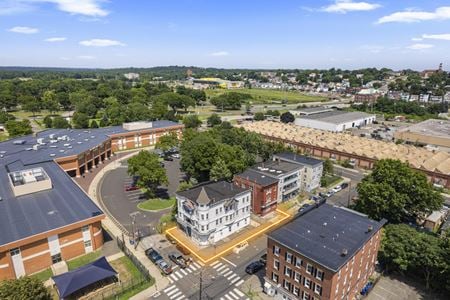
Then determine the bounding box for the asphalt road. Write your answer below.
[99,156,183,236]
[326,166,366,207]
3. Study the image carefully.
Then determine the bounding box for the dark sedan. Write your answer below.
[245,261,265,275]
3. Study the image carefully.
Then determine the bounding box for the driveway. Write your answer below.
[99,156,183,237]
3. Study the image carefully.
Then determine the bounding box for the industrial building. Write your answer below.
[0,120,183,279]
[394,119,450,150]
[289,107,334,117]
[294,111,376,132]
[264,204,386,300]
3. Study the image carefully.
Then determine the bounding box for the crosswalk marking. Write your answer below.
[224,294,233,300]
[169,273,179,281]
[186,268,192,273]
[227,273,237,280]
[164,285,177,293]
[168,277,173,283]
[235,279,244,286]
[193,262,201,268]
[213,262,223,269]
[210,260,219,267]
[174,295,185,300]
[166,288,179,297]
[233,288,245,297]
[228,290,239,300]
[180,268,188,275]
[223,270,233,277]
[230,276,240,284]
[170,291,182,299]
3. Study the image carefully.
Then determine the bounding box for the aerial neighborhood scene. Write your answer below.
[1,1,450,300]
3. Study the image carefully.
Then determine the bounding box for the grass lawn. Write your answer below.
[321,175,343,188]
[0,132,8,141]
[11,110,66,119]
[67,251,101,271]
[137,197,175,211]
[30,268,53,282]
[205,88,327,104]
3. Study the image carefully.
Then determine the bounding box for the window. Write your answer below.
[84,240,92,248]
[295,257,302,268]
[316,269,324,281]
[273,245,280,256]
[284,266,292,277]
[294,272,301,283]
[81,225,89,232]
[10,248,20,256]
[314,284,322,295]
[293,286,300,296]
[274,259,280,270]
[306,263,313,274]
[216,208,218,215]
[304,278,311,289]
[283,280,291,290]
[272,273,279,283]
[286,252,293,264]
[302,291,310,300]
[51,253,62,264]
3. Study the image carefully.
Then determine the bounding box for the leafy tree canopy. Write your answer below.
[128,151,168,197]
[0,276,51,300]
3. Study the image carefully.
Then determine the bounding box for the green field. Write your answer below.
[205,88,327,104]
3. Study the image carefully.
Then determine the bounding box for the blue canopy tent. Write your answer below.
[52,256,118,299]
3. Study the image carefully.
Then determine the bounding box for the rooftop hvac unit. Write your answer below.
[49,153,56,157]
[50,145,57,148]
[32,144,39,151]
[13,140,25,145]
[50,139,58,143]
[37,138,44,144]
[63,143,70,147]
[49,134,55,139]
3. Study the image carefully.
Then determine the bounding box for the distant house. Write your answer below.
[423,209,448,232]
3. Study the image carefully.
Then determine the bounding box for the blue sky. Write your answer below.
[0,0,449,70]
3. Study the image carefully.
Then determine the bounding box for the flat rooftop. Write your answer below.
[239,121,450,175]
[273,152,323,167]
[291,107,334,115]
[396,119,450,139]
[269,204,385,272]
[253,160,303,177]
[235,169,279,186]
[299,111,375,124]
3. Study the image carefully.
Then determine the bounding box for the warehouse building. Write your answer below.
[294,111,376,132]
[394,119,450,150]
[0,120,183,279]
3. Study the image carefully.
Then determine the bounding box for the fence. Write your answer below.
[116,235,151,280]
[83,275,149,300]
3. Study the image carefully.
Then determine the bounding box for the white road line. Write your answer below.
[228,290,239,300]
[227,273,237,280]
[233,288,245,297]
[235,279,244,286]
[172,265,179,270]
[169,273,179,281]
[174,271,183,279]
[212,262,223,269]
[220,298,225,300]
[223,270,233,277]
[193,262,201,268]
[224,294,234,300]
[190,264,198,271]
[180,268,188,275]
[186,268,192,273]
[166,288,179,296]
[164,285,177,293]
[230,276,240,284]
[170,291,182,299]
[221,257,237,267]
[197,261,205,266]
[210,261,219,267]
[174,295,185,300]
[216,264,227,272]
[126,190,141,195]
[168,277,173,284]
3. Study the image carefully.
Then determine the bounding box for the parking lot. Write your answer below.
[99,154,184,236]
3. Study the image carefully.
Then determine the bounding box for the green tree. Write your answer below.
[323,159,334,175]
[5,120,32,137]
[177,181,193,192]
[155,132,179,151]
[253,112,265,121]
[22,97,41,117]
[183,114,202,129]
[128,151,168,197]
[42,90,59,114]
[210,157,232,181]
[72,112,90,129]
[181,133,219,181]
[280,111,295,123]
[207,113,222,127]
[355,159,443,223]
[0,276,51,300]
[0,111,16,124]
[90,119,99,128]
[52,116,71,128]
[43,115,53,128]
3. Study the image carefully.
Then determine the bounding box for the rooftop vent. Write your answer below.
[8,167,52,197]
[13,140,25,145]
[32,144,39,151]
[50,153,56,157]
[341,248,348,256]
[367,225,373,232]
[49,134,55,139]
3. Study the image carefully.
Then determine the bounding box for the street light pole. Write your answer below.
[347,181,352,207]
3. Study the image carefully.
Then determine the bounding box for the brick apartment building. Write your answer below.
[264,204,386,300]
[0,120,183,279]
[233,169,279,216]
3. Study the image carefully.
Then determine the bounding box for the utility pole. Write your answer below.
[347,181,352,207]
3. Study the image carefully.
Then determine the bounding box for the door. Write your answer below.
[10,248,25,278]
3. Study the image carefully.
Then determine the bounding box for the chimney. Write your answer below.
[341,248,348,256]
[367,225,373,232]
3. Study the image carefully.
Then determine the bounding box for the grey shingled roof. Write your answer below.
[269,204,386,272]
[177,181,249,205]
[235,169,279,186]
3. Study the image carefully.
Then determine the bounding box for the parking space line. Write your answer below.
[233,288,244,297]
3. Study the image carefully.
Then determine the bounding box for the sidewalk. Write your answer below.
[83,149,171,299]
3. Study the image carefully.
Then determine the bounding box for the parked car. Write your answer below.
[157,259,173,275]
[341,182,349,189]
[245,261,265,274]
[125,185,139,192]
[259,254,267,265]
[325,191,334,198]
[164,156,173,161]
[171,153,180,159]
[145,248,163,263]
[332,185,342,193]
[169,251,188,268]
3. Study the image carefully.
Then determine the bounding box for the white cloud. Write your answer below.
[321,0,380,13]
[406,43,434,50]
[377,6,450,24]
[8,26,38,34]
[0,0,108,17]
[210,51,230,57]
[422,33,450,41]
[44,37,67,42]
[79,39,125,47]
[411,37,423,41]
[77,55,95,60]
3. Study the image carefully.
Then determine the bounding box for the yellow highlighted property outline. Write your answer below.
[165,209,291,264]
